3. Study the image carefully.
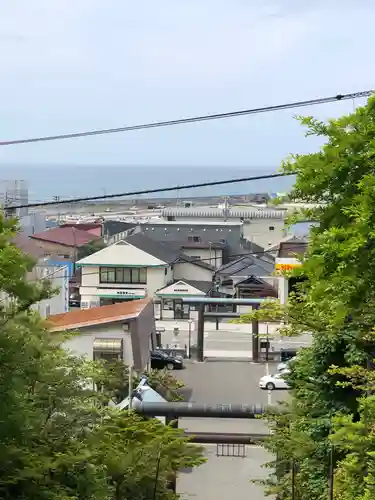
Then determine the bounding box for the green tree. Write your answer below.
[241,97,375,499]
[78,239,106,260]
[0,215,204,499]
[95,359,185,404]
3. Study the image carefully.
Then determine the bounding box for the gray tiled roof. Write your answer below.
[218,254,274,277]
[183,279,213,294]
[125,232,181,263]
[125,232,216,270]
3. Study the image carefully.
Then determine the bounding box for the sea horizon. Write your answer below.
[1,164,295,202]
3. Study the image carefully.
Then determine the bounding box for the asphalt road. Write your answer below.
[157,319,311,360]
[174,360,287,499]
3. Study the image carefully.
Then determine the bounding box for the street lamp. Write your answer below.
[188,319,194,359]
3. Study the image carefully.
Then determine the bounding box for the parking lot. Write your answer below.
[174,360,288,499]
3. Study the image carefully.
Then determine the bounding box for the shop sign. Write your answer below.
[275,258,302,274]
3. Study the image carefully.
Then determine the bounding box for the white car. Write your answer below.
[259,371,290,391]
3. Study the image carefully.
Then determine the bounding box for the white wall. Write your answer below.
[147,267,170,296]
[182,248,222,268]
[243,219,286,248]
[31,264,69,317]
[278,276,289,305]
[173,262,213,282]
[80,265,170,301]
[62,323,134,367]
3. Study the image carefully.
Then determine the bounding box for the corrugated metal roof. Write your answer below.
[162,207,285,219]
[48,299,150,331]
[31,226,101,247]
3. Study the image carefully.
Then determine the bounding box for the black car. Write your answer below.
[150,351,184,370]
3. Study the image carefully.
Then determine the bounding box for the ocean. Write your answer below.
[1,165,296,203]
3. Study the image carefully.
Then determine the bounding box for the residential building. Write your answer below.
[10,234,69,317]
[216,254,277,313]
[77,236,175,308]
[30,226,101,262]
[32,263,70,317]
[177,241,226,269]
[76,232,216,319]
[160,204,287,248]
[47,299,155,372]
[155,279,213,320]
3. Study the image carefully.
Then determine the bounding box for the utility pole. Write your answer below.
[252,304,260,362]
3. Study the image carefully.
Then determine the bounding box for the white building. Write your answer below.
[32,263,69,317]
[76,233,215,319]
[77,233,213,308]
[47,299,156,372]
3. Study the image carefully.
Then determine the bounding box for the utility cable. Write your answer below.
[9,171,294,209]
[0,90,372,147]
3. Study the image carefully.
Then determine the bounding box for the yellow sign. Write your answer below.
[275,262,302,273]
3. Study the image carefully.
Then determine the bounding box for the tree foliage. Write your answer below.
[95,358,185,404]
[78,239,106,260]
[245,97,375,499]
[0,216,204,499]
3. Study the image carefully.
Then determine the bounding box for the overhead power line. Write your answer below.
[11,171,294,209]
[0,90,372,147]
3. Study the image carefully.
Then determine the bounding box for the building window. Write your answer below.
[188,235,201,243]
[45,304,51,317]
[269,226,275,231]
[163,299,174,310]
[93,338,123,363]
[99,267,147,284]
[164,267,168,275]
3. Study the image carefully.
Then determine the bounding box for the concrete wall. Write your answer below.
[62,323,134,367]
[182,248,222,268]
[140,223,243,250]
[242,219,286,248]
[173,262,213,282]
[278,276,289,305]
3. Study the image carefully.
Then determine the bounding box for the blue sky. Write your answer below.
[0,0,374,168]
